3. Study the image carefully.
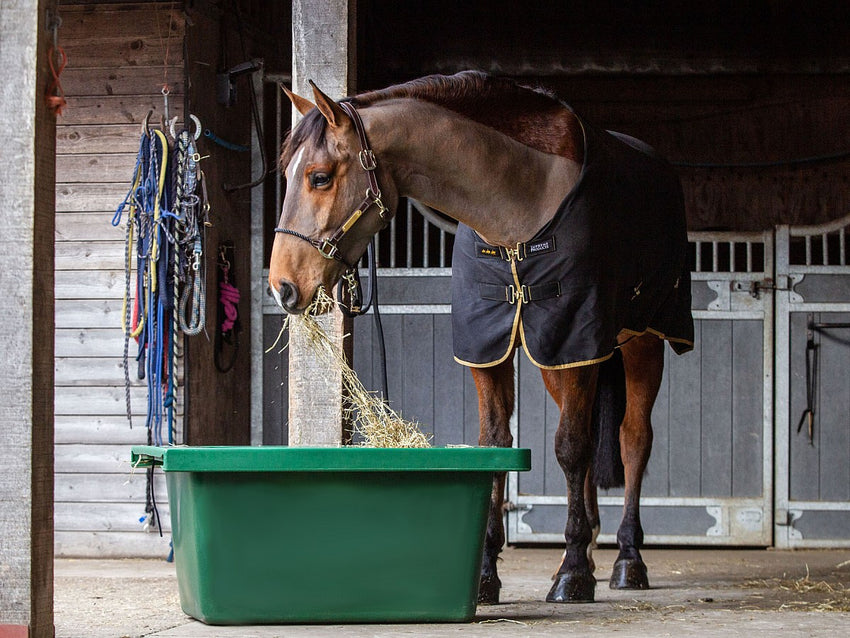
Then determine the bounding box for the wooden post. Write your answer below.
[0,0,56,635]
[288,0,356,446]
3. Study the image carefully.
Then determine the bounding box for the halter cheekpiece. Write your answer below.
[274,101,389,268]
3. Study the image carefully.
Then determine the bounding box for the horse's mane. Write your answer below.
[282,71,583,168]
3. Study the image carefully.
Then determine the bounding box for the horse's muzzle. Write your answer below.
[272,279,303,314]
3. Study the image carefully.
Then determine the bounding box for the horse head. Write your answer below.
[269,82,397,314]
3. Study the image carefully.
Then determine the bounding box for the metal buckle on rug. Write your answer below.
[507,284,529,304]
[503,243,526,262]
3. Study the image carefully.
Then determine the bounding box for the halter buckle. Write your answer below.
[359,149,377,171]
[318,239,339,260]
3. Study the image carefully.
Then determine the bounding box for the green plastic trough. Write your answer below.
[131,445,531,625]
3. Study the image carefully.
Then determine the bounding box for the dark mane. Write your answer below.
[281,71,582,168]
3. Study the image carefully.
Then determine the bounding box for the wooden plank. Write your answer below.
[55,471,166,503]
[57,124,146,155]
[55,415,151,445]
[645,347,672,497]
[61,66,184,97]
[56,241,125,271]
[518,353,547,496]
[543,374,564,498]
[262,314,288,446]
[55,214,126,243]
[731,320,764,498]
[55,502,171,533]
[55,444,139,474]
[817,312,850,502]
[55,269,125,299]
[700,320,733,498]
[56,153,140,183]
[789,312,820,501]
[57,183,134,213]
[55,327,130,358]
[55,298,126,329]
[55,356,146,386]
[61,96,184,127]
[61,5,184,69]
[55,530,172,559]
[432,314,465,446]
[668,320,703,497]
[400,314,434,432]
[54,386,161,417]
[383,315,404,411]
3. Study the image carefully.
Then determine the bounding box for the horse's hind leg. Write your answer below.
[610,332,665,590]
[543,365,599,603]
[470,359,515,604]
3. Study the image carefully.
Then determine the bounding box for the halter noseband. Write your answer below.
[274,100,390,268]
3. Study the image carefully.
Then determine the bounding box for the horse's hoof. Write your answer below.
[478,574,501,605]
[546,571,596,603]
[609,557,649,590]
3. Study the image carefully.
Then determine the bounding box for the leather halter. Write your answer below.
[274,101,390,268]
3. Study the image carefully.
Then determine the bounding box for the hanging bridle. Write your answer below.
[274,100,390,269]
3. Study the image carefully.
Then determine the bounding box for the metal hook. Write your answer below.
[141,109,153,137]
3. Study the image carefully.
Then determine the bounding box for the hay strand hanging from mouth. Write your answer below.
[269,287,431,448]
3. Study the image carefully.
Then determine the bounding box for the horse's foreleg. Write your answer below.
[471,360,515,605]
[610,333,665,590]
[543,366,599,603]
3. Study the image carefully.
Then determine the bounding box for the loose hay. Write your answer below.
[741,567,850,612]
[268,287,431,448]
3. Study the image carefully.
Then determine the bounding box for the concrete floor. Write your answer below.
[55,547,850,638]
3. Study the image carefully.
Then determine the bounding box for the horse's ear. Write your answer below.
[280,83,315,116]
[308,80,349,130]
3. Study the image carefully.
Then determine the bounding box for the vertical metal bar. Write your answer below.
[389,215,397,268]
[822,232,829,266]
[840,226,846,266]
[406,201,413,267]
[729,241,736,272]
[712,241,719,273]
[695,241,702,272]
[374,228,381,268]
[805,235,812,266]
[423,217,430,268]
[439,229,446,268]
[746,241,753,273]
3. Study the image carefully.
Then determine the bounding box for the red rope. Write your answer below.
[46,46,67,116]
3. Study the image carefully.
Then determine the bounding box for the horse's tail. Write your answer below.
[591,350,626,489]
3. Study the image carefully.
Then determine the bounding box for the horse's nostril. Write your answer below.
[277,280,299,310]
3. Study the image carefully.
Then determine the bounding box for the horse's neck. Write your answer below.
[363,100,581,247]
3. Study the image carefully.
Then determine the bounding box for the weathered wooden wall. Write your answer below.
[54,1,183,557]
[54,0,288,557]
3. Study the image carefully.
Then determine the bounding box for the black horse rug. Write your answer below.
[452,115,694,369]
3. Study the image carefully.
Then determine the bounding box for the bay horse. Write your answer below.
[269,71,694,604]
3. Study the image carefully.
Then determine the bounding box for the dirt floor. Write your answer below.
[54,547,850,637]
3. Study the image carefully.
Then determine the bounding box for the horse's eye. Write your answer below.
[309,172,332,189]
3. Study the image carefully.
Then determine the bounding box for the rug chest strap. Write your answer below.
[479,281,561,304]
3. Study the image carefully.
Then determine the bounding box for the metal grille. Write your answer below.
[688,231,767,274]
[788,212,850,267]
